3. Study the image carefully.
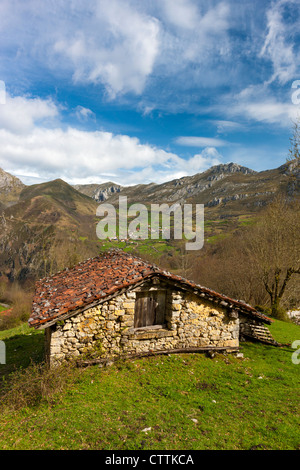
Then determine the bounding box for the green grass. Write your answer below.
[268,319,299,344]
[239,218,256,227]
[0,320,299,450]
[98,239,175,258]
[206,232,231,244]
[0,322,32,340]
[0,324,44,379]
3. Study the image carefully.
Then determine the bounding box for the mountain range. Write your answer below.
[0,160,299,284]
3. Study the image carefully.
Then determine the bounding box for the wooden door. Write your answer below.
[134,291,166,328]
[134,296,157,328]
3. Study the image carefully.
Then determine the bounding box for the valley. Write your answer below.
[0,160,298,293]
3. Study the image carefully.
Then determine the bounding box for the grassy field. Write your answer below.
[0,320,299,450]
[99,238,174,254]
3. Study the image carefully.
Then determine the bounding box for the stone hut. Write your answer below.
[28,250,277,366]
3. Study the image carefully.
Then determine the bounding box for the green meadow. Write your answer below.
[0,319,299,450]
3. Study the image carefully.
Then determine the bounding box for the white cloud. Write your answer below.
[228,84,300,126]
[0,93,222,185]
[157,1,230,70]
[260,0,299,84]
[0,0,161,99]
[53,0,161,98]
[209,81,300,128]
[75,106,95,121]
[0,126,222,185]
[241,100,298,125]
[176,136,228,147]
[1,0,233,102]
[110,146,222,185]
[0,94,58,134]
[215,120,244,133]
[182,147,222,173]
[161,0,201,30]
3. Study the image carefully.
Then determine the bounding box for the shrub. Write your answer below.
[0,361,82,410]
[0,283,33,331]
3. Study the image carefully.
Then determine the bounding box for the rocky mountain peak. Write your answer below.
[279,159,300,177]
[208,162,256,175]
[73,182,122,202]
[0,168,25,193]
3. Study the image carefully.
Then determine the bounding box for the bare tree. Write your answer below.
[191,235,268,308]
[243,197,300,317]
[287,118,300,162]
[191,197,300,319]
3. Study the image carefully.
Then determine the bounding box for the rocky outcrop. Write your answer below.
[93,184,122,201]
[74,182,122,202]
[0,168,25,207]
[205,191,275,207]
[73,161,300,215]
[0,168,24,193]
[206,162,257,177]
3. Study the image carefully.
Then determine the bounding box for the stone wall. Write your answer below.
[46,278,239,366]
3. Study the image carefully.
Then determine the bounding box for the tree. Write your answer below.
[191,197,300,319]
[243,197,300,318]
[191,231,270,309]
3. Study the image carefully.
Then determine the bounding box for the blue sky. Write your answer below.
[0,0,300,186]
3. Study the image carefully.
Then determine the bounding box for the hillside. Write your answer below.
[75,161,300,258]
[0,178,100,283]
[75,161,300,218]
[18,178,98,222]
[0,160,299,284]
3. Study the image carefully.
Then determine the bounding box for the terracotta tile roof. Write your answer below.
[28,249,272,329]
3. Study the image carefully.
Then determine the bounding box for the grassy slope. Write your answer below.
[0,320,299,450]
[0,179,101,282]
